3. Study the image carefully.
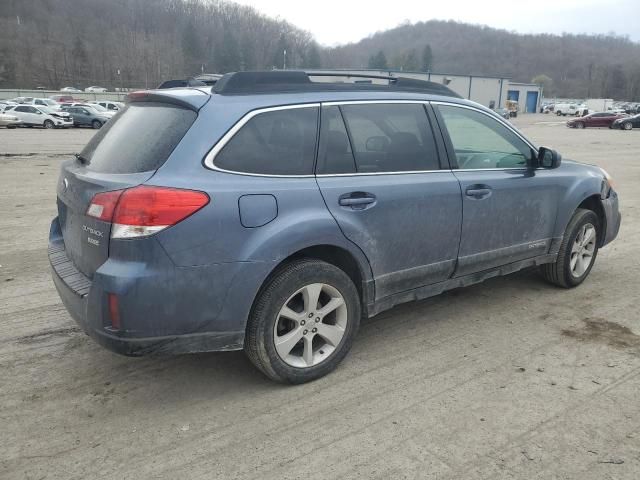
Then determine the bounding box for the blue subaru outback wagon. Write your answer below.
[50,71,621,383]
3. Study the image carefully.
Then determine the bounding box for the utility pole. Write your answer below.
[283,49,287,70]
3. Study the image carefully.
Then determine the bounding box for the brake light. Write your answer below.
[87,186,209,238]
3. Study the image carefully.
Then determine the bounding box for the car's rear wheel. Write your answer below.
[540,209,599,288]
[244,259,360,384]
[624,122,633,130]
[91,120,102,129]
[43,119,54,129]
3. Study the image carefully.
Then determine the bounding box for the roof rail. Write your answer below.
[213,71,461,98]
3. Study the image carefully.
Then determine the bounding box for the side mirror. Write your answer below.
[537,147,561,169]
[365,136,389,152]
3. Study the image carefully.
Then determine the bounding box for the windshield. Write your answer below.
[90,104,108,112]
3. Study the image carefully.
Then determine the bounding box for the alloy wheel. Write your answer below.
[570,223,596,277]
[273,283,348,368]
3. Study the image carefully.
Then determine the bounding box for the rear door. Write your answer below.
[316,102,462,300]
[434,103,561,276]
[56,102,197,278]
[13,105,37,125]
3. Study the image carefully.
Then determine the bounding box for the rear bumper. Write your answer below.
[48,217,261,356]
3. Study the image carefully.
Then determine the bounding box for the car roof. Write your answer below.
[136,71,486,114]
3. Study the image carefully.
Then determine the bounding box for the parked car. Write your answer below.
[49,71,621,384]
[37,106,73,125]
[85,86,108,93]
[90,100,125,111]
[0,112,21,128]
[157,77,207,89]
[612,113,640,130]
[61,87,82,93]
[566,112,627,129]
[555,103,579,116]
[49,95,82,104]
[60,105,110,128]
[494,107,510,119]
[27,98,62,109]
[64,103,116,118]
[5,105,72,128]
[0,100,18,112]
[11,96,34,104]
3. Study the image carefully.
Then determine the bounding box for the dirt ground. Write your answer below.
[1,115,639,479]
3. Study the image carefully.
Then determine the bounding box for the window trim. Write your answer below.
[203,103,320,178]
[432,101,538,171]
[203,100,539,177]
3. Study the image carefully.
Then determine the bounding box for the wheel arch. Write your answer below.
[554,175,606,245]
[256,244,374,317]
[577,194,607,246]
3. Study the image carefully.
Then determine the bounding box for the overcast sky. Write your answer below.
[234,0,640,46]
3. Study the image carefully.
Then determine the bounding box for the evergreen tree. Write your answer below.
[421,44,433,71]
[368,50,388,69]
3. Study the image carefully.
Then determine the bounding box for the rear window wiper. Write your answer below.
[74,153,88,164]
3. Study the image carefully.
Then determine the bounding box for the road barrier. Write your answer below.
[0,89,131,102]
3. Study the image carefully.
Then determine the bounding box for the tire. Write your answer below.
[43,119,54,129]
[556,111,562,116]
[624,122,633,130]
[576,122,585,129]
[540,209,599,288]
[245,259,361,384]
[91,120,102,129]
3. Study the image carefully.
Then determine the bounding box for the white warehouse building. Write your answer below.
[306,69,543,113]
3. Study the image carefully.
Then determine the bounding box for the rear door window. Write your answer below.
[79,102,196,173]
[316,106,356,174]
[339,103,440,173]
[214,106,319,175]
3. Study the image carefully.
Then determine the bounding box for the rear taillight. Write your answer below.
[86,186,209,239]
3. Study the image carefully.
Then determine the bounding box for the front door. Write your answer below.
[434,103,561,276]
[316,103,462,300]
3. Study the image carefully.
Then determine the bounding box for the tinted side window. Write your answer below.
[340,104,439,173]
[317,106,356,174]
[437,105,533,169]
[15,106,28,112]
[215,106,318,175]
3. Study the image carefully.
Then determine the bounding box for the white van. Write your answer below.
[555,103,579,116]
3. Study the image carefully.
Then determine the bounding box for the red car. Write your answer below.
[49,95,85,104]
[567,112,627,129]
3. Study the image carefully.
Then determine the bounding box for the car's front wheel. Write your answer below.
[91,120,102,129]
[623,122,633,130]
[576,122,585,129]
[245,259,361,384]
[43,119,54,129]
[541,208,599,288]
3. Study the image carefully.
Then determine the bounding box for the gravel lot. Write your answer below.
[1,116,639,479]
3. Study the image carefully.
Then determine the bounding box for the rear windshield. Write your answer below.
[79,102,196,173]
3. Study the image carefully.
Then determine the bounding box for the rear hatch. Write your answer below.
[57,98,200,278]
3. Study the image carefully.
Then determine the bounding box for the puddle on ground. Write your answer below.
[562,318,640,353]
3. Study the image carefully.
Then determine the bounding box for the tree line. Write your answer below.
[0,0,321,90]
[324,20,640,100]
[1,2,639,100]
